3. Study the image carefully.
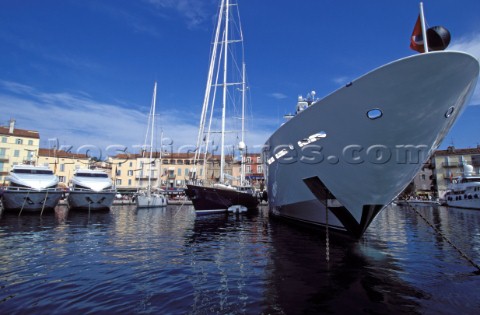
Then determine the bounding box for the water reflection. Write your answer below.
[0,204,479,314]
[263,215,424,314]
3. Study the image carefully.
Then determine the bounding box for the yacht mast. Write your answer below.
[220,0,230,183]
[148,81,157,195]
[240,62,246,186]
[193,0,225,181]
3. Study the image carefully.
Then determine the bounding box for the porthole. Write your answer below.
[445,106,455,118]
[367,109,383,120]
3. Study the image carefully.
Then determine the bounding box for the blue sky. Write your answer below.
[1,0,479,158]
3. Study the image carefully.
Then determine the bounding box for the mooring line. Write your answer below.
[173,199,187,217]
[19,190,31,216]
[40,190,49,216]
[407,203,480,272]
[325,205,330,263]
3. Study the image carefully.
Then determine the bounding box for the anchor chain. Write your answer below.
[326,203,330,263]
[408,203,480,272]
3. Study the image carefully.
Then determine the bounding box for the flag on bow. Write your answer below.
[410,14,425,53]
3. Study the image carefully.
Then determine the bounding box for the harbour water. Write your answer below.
[0,204,479,314]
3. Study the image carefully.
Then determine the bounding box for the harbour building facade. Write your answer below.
[0,119,40,182]
[432,146,480,199]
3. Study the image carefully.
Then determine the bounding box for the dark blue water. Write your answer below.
[0,204,479,314]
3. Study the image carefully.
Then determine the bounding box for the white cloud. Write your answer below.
[269,92,288,100]
[448,33,480,105]
[145,0,211,29]
[332,76,349,86]
[0,80,272,159]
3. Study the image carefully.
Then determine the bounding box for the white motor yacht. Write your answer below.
[67,168,116,211]
[1,164,63,213]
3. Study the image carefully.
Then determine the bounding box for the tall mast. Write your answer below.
[148,81,157,194]
[220,0,230,183]
[192,0,225,181]
[158,129,163,189]
[240,62,246,186]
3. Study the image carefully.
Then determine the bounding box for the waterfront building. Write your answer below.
[245,153,264,189]
[432,146,480,199]
[0,119,40,182]
[37,148,90,188]
[231,153,264,189]
[412,159,435,198]
[108,152,234,194]
[400,158,436,199]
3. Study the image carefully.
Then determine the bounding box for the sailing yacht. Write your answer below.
[263,4,479,238]
[185,0,259,213]
[135,81,167,208]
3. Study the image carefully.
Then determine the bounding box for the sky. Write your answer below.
[1,0,480,159]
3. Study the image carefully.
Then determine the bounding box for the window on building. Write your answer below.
[0,148,6,158]
[246,165,251,173]
[257,157,261,163]
[26,150,34,161]
[129,161,133,167]
[60,164,65,172]
[257,165,263,173]
[116,169,121,176]
[116,179,122,185]
[16,139,23,145]
[13,150,20,157]
[246,157,251,163]
[128,170,133,176]
[128,179,132,186]
[59,176,65,182]
[1,137,7,143]
[185,169,189,176]
[28,140,33,145]
[177,168,181,176]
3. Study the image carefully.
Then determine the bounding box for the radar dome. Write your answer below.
[239,141,246,150]
[427,26,451,51]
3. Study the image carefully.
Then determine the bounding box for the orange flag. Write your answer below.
[410,15,425,53]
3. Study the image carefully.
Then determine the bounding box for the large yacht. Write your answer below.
[185,0,259,213]
[67,168,116,211]
[263,46,479,237]
[444,163,480,210]
[1,164,63,213]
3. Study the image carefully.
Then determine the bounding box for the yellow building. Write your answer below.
[0,119,40,181]
[37,148,90,187]
[108,152,234,193]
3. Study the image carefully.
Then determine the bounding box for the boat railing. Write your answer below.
[3,186,65,193]
[69,188,117,193]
